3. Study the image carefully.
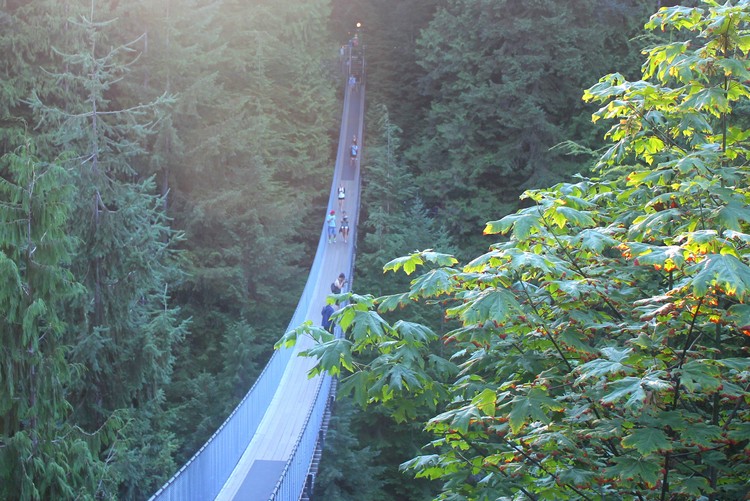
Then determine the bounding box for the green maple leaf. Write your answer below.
[678,360,722,393]
[673,476,711,497]
[576,356,634,383]
[679,421,721,446]
[621,427,673,455]
[629,209,680,238]
[601,377,646,408]
[430,403,481,434]
[339,371,371,407]
[401,454,448,480]
[383,363,421,392]
[377,292,412,312]
[447,287,522,325]
[714,201,750,230]
[421,250,459,267]
[690,253,750,300]
[548,278,597,300]
[606,456,661,485]
[505,388,564,434]
[384,253,424,275]
[557,467,598,487]
[504,248,553,272]
[303,338,354,376]
[410,267,457,298]
[578,228,620,253]
[627,242,685,269]
[555,206,596,228]
[348,310,390,344]
[393,320,437,345]
[716,357,750,371]
[726,303,750,328]
[472,388,497,418]
[484,211,541,239]
[683,86,729,115]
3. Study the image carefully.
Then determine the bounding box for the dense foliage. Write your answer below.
[287,2,750,499]
[0,0,337,498]
[317,0,657,498]
[407,0,655,256]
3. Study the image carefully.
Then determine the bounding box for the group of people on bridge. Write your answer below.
[321,33,362,340]
[325,208,349,244]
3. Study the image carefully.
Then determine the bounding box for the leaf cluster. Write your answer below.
[289,3,750,499]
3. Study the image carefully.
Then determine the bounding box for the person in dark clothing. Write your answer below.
[321,303,336,333]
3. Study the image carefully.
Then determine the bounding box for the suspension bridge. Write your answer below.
[148,41,366,501]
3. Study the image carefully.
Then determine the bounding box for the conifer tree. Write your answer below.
[151,0,340,461]
[314,399,389,501]
[0,136,113,500]
[409,0,652,255]
[26,2,185,496]
[359,105,455,296]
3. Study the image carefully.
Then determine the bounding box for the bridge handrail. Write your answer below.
[149,72,359,501]
[268,367,331,499]
[267,77,365,501]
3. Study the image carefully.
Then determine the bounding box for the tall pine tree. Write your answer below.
[0,136,115,500]
[26,2,186,496]
[409,0,652,255]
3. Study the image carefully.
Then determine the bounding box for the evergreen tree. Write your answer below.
[26,3,185,496]
[330,0,440,145]
[409,0,653,256]
[0,136,114,500]
[315,398,389,501]
[1,0,346,494]
[358,104,455,297]
[155,0,340,462]
[0,0,79,145]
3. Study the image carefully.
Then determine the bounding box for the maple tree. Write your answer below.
[282,2,750,499]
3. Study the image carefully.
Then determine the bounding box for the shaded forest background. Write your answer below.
[0,0,692,499]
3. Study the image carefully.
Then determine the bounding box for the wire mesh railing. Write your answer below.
[149,66,363,501]
[268,69,364,501]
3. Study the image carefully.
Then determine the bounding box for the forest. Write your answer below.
[1,0,748,500]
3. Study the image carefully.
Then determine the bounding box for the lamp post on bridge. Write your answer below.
[348,22,365,84]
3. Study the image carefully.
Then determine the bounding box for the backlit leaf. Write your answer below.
[690,253,750,300]
[384,253,424,275]
[485,211,541,239]
[410,267,458,298]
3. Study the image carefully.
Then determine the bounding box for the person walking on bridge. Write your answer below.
[350,136,359,167]
[337,183,346,212]
[339,211,350,244]
[326,210,337,243]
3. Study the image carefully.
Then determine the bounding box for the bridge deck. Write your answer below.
[214,82,365,501]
